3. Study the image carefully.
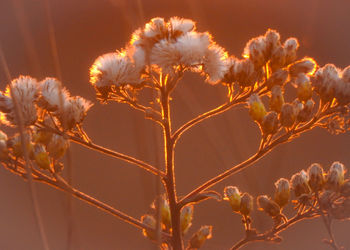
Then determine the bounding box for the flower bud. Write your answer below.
[188,225,212,249]
[33,144,51,170]
[283,37,299,65]
[269,85,284,113]
[9,133,34,158]
[141,214,156,240]
[290,170,311,197]
[326,161,345,190]
[180,205,194,234]
[248,94,266,123]
[307,163,325,192]
[224,186,241,212]
[234,59,261,87]
[313,64,339,102]
[297,99,314,122]
[33,129,53,146]
[244,36,267,68]
[266,69,288,89]
[279,103,296,127]
[261,111,279,135]
[257,195,280,217]
[296,74,313,101]
[47,134,69,159]
[289,58,316,78]
[265,29,280,59]
[270,46,286,72]
[274,178,290,208]
[240,192,253,216]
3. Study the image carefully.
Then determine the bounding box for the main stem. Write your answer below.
[160,87,183,249]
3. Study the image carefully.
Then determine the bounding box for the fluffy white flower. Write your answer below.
[6,76,39,103]
[90,52,141,88]
[59,96,93,130]
[169,17,195,35]
[150,39,180,73]
[174,32,211,66]
[38,78,70,111]
[203,44,229,84]
[144,17,167,38]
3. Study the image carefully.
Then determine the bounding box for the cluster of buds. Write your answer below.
[0,76,92,131]
[141,195,199,245]
[224,186,254,220]
[1,126,69,171]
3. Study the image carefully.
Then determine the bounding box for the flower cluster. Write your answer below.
[0,76,92,130]
[224,161,350,246]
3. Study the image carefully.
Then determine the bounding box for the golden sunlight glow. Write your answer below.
[243,54,249,59]
[89,63,101,85]
[306,57,317,76]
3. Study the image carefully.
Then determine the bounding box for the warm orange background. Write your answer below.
[0,0,350,249]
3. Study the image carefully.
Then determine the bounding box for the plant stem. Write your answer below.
[160,85,183,249]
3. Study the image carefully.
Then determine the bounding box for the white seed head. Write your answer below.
[284,37,299,64]
[274,178,290,208]
[150,39,180,73]
[174,31,211,66]
[244,36,267,67]
[143,17,167,39]
[307,163,325,191]
[290,170,311,197]
[327,161,345,190]
[289,58,317,77]
[240,192,253,216]
[90,52,141,88]
[203,44,229,84]
[169,17,195,35]
[313,64,340,102]
[38,78,70,112]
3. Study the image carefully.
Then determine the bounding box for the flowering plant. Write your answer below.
[0,17,349,249]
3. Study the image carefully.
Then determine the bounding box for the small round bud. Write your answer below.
[224,186,241,212]
[265,29,281,59]
[296,74,313,101]
[266,69,288,89]
[180,205,194,234]
[243,36,267,68]
[257,195,280,217]
[313,64,340,102]
[307,163,325,192]
[160,197,171,229]
[297,99,314,122]
[33,144,51,170]
[274,178,290,208]
[290,170,311,198]
[261,111,279,135]
[326,161,346,191]
[289,58,317,78]
[47,134,69,159]
[188,225,212,249]
[248,94,267,123]
[279,103,296,128]
[269,85,284,113]
[240,193,253,216]
[270,46,286,72]
[283,37,299,65]
[141,214,156,240]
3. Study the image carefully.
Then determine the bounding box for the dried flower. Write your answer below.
[224,186,241,212]
[290,170,311,197]
[188,225,212,249]
[289,58,316,77]
[46,134,69,159]
[203,44,228,84]
[297,99,314,122]
[233,59,261,87]
[90,52,142,88]
[257,195,280,217]
[244,36,267,68]
[264,29,281,59]
[313,64,340,102]
[240,193,253,216]
[307,163,325,192]
[169,17,195,36]
[261,111,279,135]
[180,205,193,234]
[58,96,93,130]
[283,37,299,65]
[326,161,345,190]
[296,74,313,101]
[248,94,267,123]
[274,178,290,208]
[266,69,288,89]
[38,78,70,112]
[279,103,296,127]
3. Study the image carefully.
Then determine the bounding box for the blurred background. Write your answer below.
[0,0,350,249]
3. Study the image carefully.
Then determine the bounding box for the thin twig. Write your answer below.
[36,124,166,177]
